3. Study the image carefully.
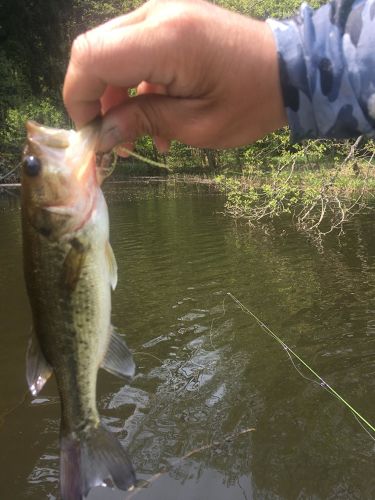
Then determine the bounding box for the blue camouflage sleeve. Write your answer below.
[267,0,375,141]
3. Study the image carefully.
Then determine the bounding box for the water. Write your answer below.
[0,181,374,499]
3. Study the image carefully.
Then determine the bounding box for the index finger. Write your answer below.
[63,5,160,127]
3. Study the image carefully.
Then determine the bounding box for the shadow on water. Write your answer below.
[0,181,375,499]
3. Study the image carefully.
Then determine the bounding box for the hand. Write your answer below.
[63,0,286,152]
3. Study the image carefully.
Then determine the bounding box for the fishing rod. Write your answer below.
[227,292,375,440]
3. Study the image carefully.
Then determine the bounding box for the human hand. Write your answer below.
[63,0,286,152]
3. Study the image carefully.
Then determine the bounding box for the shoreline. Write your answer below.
[0,175,219,189]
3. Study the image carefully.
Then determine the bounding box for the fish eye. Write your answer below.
[23,155,42,177]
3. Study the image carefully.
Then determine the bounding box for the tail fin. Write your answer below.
[60,424,136,499]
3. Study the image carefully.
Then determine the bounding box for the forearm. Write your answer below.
[268,0,375,141]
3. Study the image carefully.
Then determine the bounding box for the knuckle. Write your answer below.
[149,1,200,37]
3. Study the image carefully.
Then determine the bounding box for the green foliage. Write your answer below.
[69,0,144,34]
[1,0,74,95]
[217,166,306,219]
[216,149,375,237]
[214,0,325,18]
[0,50,31,120]
[0,98,67,156]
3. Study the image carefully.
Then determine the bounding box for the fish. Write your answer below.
[21,120,136,499]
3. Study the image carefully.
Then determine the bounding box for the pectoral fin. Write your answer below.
[101,328,135,379]
[63,238,87,291]
[105,241,118,290]
[26,330,52,396]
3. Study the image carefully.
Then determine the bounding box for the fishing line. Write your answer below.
[0,161,21,183]
[115,147,171,171]
[226,292,375,439]
[0,390,28,429]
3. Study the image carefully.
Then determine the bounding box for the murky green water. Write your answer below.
[0,181,374,499]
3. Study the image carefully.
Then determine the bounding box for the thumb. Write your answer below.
[98,93,215,152]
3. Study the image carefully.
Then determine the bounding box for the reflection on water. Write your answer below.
[1,181,375,499]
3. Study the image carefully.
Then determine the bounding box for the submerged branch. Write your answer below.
[127,428,256,498]
[217,138,375,240]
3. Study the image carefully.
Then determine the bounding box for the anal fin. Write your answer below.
[101,328,135,379]
[26,329,52,396]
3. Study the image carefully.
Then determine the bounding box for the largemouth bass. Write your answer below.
[21,120,136,499]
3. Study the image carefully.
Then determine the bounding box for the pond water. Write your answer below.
[0,181,374,499]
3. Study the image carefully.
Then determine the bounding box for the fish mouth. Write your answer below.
[25,120,100,182]
[26,121,73,149]
[23,120,101,240]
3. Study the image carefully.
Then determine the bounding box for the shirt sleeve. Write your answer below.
[267,0,375,141]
